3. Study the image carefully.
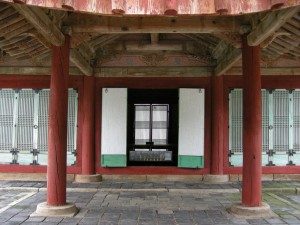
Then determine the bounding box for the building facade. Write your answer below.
[0,0,299,216]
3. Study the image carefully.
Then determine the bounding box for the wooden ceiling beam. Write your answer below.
[214,44,241,76]
[150,33,159,45]
[181,34,214,50]
[93,35,120,50]
[67,15,243,33]
[106,41,183,51]
[247,6,299,46]
[70,49,93,76]
[0,66,82,75]
[12,4,65,46]
[12,5,94,75]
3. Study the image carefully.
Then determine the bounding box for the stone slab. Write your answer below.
[203,174,229,183]
[274,174,300,181]
[229,174,239,182]
[0,173,75,182]
[102,175,147,182]
[147,175,203,183]
[75,174,102,183]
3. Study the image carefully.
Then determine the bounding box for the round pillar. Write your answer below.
[204,76,228,183]
[211,76,224,175]
[75,75,101,183]
[241,35,262,207]
[34,35,78,217]
[47,36,70,206]
[82,75,96,175]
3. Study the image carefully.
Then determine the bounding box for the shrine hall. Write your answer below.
[0,0,299,217]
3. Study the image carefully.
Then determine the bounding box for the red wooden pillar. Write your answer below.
[211,76,224,174]
[81,75,96,175]
[241,35,262,207]
[47,35,70,206]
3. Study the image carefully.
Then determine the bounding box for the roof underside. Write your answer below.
[0,0,299,15]
[0,1,299,77]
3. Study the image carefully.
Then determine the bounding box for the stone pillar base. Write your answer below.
[203,175,229,183]
[31,202,78,217]
[229,202,274,218]
[75,174,102,183]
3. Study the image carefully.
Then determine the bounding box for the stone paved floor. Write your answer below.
[0,181,299,225]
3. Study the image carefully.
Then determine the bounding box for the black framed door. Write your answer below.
[127,89,178,166]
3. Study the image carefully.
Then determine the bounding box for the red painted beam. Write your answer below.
[47,35,70,206]
[241,35,262,207]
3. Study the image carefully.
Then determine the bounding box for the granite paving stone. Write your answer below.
[0,181,300,224]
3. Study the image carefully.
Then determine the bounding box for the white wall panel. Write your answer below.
[101,88,127,155]
[178,89,205,156]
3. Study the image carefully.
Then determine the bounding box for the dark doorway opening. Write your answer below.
[127,89,178,166]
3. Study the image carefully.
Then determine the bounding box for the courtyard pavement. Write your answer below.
[0,180,299,225]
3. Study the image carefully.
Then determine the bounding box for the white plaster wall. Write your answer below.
[178,89,205,156]
[101,88,127,155]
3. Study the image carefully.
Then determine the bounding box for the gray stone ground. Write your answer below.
[0,181,299,225]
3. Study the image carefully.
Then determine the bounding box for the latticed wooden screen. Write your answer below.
[229,89,300,167]
[0,88,78,166]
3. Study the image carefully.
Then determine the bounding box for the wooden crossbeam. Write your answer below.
[13,4,94,76]
[247,6,299,46]
[13,4,65,46]
[70,49,93,76]
[0,66,82,75]
[214,44,241,76]
[110,41,183,51]
[67,15,243,33]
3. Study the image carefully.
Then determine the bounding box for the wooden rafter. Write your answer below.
[181,34,214,50]
[12,4,94,75]
[87,34,121,55]
[12,4,65,46]
[247,6,299,46]
[70,49,93,76]
[214,44,241,76]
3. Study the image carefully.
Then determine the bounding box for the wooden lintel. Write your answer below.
[111,41,183,51]
[226,67,300,76]
[67,15,243,33]
[0,66,82,75]
[247,6,299,46]
[13,4,65,46]
[70,49,93,76]
[214,45,241,76]
[94,67,213,77]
